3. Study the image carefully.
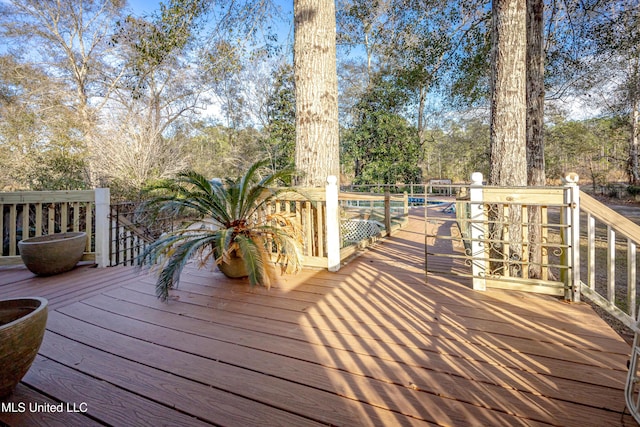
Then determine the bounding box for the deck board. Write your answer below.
[23,355,211,427]
[1,208,636,426]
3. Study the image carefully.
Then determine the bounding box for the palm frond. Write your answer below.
[138,160,305,301]
[138,229,219,301]
[235,234,275,288]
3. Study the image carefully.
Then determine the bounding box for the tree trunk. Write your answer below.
[418,85,426,148]
[630,98,640,185]
[490,0,527,186]
[293,0,340,187]
[490,0,527,276]
[527,0,546,279]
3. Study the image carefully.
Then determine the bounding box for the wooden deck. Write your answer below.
[0,208,636,426]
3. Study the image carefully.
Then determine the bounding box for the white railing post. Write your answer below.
[563,173,581,302]
[469,172,486,291]
[326,176,341,272]
[94,188,110,268]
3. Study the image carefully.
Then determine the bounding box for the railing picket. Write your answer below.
[9,204,16,256]
[73,201,80,232]
[317,203,324,257]
[48,203,55,234]
[522,205,529,280]
[541,205,549,281]
[0,205,3,255]
[60,202,68,232]
[85,202,92,252]
[35,203,42,237]
[607,226,616,306]
[628,240,637,320]
[21,204,29,240]
[305,202,313,256]
[588,214,596,291]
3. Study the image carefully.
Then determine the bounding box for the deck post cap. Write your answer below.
[564,172,579,184]
[470,172,483,185]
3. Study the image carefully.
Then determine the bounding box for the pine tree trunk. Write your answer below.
[630,99,640,185]
[527,0,546,279]
[293,0,340,187]
[490,0,527,186]
[490,0,527,276]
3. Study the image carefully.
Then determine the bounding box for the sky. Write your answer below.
[126,0,295,47]
[119,0,596,121]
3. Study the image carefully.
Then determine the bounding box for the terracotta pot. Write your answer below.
[18,232,87,276]
[0,297,48,399]
[218,253,248,278]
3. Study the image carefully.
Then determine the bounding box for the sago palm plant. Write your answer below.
[138,160,304,301]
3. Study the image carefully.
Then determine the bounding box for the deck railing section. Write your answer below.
[0,189,110,267]
[263,188,328,269]
[578,191,640,331]
[102,180,410,271]
[427,174,578,299]
[268,184,409,269]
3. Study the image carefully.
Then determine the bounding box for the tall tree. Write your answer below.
[336,0,390,81]
[490,0,527,276]
[0,56,87,190]
[587,0,640,184]
[342,75,422,185]
[264,62,296,173]
[527,0,545,187]
[293,0,340,187]
[490,0,527,186]
[527,0,546,278]
[0,0,126,132]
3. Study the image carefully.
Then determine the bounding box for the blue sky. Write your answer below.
[128,0,293,15]
[126,0,295,48]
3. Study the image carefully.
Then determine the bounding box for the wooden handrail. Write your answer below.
[0,190,100,266]
[0,190,95,203]
[580,191,640,243]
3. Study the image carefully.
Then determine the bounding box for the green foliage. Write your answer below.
[24,150,88,191]
[342,97,421,185]
[181,122,266,179]
[341,74,423,185]
[138,160,304,301]
[628,185,640,197]
[115,0,208,73]
[545,116,628,184]
[448,15,492,108]
[264,63,295,173]
[426,118,490,181]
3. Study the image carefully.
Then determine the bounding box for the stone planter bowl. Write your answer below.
[218,254,248,279]
[0,297,48,399]
[18,232,87,276]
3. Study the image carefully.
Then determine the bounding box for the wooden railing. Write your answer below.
[582,192,640,425]
[265,188,327,269]
[435,175,640,332]
[428,176,576,298]
[0,184,409,272]
[582,188,640,427]
[271,186,409,269]
[0,189,110,267]
[578,191,640,331]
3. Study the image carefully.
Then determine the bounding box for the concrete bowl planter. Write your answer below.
[18,232,87,276]
[218,252,248,279]
[0,297,48,399]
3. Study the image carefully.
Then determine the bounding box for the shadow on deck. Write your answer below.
[0,209,635,426]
